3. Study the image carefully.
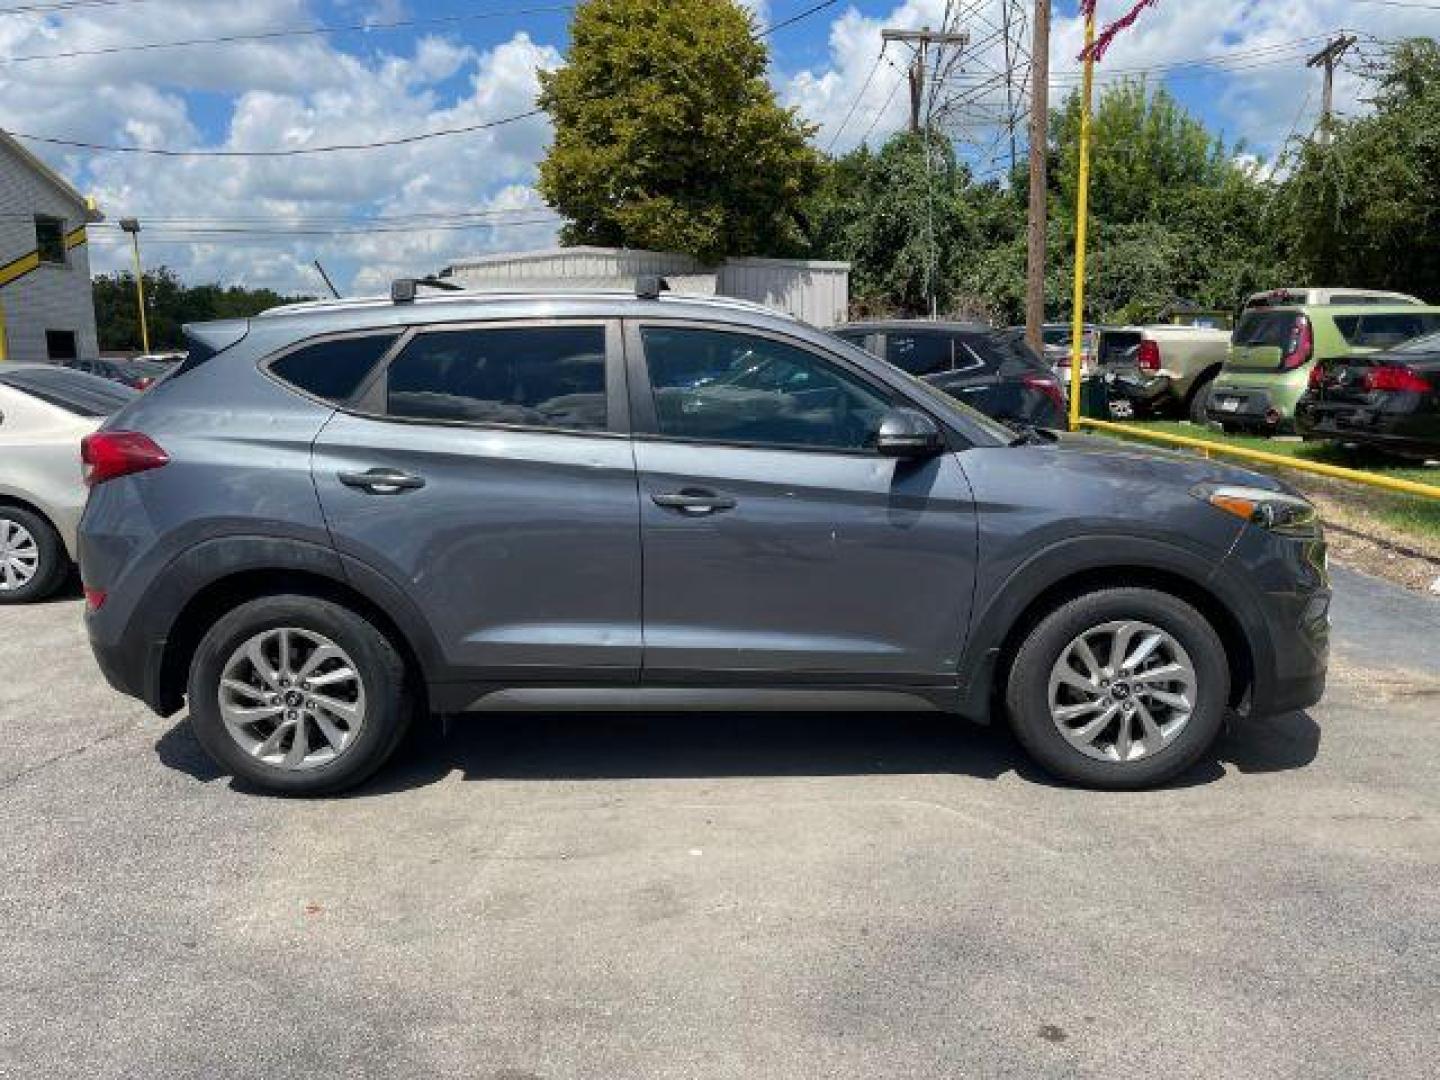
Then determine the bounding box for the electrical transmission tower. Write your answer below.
[925,0,1035,180]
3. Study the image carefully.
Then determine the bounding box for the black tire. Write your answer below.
[0,505,68,605]
[186,595,413,795]
[1004,588,1229,789]
[1186,374,1216,425]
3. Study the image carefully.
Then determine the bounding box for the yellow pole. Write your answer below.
[129,230,150,354]
[1066,6,1097,431]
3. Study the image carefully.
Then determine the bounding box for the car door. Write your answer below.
[310,319,643,680]
[627,320,977,682]
[914,331,1014,419]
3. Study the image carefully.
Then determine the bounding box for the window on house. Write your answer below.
[35,216,67,264]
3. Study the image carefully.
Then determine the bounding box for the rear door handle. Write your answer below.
[651,489,737,514]
[337,468,426,494]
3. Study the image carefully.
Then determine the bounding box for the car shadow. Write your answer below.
[153,707,1322,797]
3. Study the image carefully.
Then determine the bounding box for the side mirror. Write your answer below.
[874,407,945,458]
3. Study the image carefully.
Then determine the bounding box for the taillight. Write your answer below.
[1279,315,1314,371]
[1364,365,1430,393]
[81,431,169,487]
[1137,340,1161,372]
[1023,373,1066,412]
[1308,362,1326,389]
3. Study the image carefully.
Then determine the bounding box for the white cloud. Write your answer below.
[782,0,1437,164]
[1,2,560,294]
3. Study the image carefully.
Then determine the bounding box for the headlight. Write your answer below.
[1191,483,1319,537]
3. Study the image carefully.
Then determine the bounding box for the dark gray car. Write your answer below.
[78,283,1330,794]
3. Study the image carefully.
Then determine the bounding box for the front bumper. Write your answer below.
[1226,528,1331,718]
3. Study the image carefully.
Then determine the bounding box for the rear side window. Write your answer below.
[384,325,607,431]
[0,366,135,417]
[885,332,954,376]
[1333,312,1440,349]
[1233,311,1298,347]
[270,334,398,403]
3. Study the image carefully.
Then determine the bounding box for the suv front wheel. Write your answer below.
[186,595,413,795]
[1005,588,1229,788]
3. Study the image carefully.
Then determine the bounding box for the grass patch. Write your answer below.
[1095,420,1440,543]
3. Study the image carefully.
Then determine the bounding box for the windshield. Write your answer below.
[0,366,137,417]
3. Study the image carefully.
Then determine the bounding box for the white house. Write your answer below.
[443,246,851,327]
[0,130,102,364]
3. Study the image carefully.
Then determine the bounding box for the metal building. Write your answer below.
[442,246,850,327]
[0,130,102,364]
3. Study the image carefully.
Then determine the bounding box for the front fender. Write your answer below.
[955,533,1271,721]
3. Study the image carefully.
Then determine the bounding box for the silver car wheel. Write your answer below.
[1047,619,1198,764]
[0,518,40,592]
[217,627,367,771]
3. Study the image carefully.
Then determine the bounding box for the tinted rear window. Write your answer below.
[0,366,136,417]
[1332,312,1440,349]
[385,326,607,431]
[956,330,1050,375]
[1394,329,1440,354]
[269,333,399,403]
[1233,311,1299,347]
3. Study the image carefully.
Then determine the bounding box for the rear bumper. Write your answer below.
[87,610,179,716]
[1207,385,1283,425]
[1296,399,1438,454]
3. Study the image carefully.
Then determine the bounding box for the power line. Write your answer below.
[0,0,152,15]
[859,65,908,145]
[85,216,564,243]
[4,108,542,156]
[0,5,575,65]
[761,0,841,36]
[825,45,887,152]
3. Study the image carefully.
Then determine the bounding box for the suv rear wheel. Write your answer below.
[1005,588,1229,789]
[0,506,67,605]
[186,595,412,795]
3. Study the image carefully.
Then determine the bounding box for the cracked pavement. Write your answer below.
[1,567,1438,1079]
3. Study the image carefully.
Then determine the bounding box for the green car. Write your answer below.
[1207,303,1440,432]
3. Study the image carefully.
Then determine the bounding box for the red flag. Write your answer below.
[1079,0,1162,62]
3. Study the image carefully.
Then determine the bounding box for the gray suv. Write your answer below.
[79,283,1330,794]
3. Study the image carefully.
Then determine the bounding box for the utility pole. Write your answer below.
[1308,34,1357,146]
[1024,0,1049,355]
[881,26,970,134]
[118,217,150,355]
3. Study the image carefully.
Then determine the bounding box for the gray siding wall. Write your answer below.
[0,142,100,364]
[446,247,850,326]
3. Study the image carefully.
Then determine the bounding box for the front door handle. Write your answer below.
[651,488,737,515]
[337,468,426,494]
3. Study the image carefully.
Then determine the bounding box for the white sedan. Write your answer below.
[0,364,135,603]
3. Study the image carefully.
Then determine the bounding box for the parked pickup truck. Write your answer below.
[1095,323,1232,423]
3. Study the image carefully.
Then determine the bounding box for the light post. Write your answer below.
[119,217,150,354]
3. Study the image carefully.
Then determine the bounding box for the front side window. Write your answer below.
[385,325,607,431]
[641,326,889,451]
[35,216,66,264]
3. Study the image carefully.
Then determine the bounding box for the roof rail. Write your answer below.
[391,275,464,303]
[636,275,670,300]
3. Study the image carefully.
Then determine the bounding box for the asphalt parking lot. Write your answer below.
[2,567,1437,1079]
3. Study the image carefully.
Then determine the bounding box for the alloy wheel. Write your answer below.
[1047,619,1198,763]
[217,627,367,771]
[0,519,40,593]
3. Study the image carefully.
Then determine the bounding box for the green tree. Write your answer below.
[536,0,823,262]
[91,267,306,351]
[1272,38,1440,295]
[807,131,1016,317]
